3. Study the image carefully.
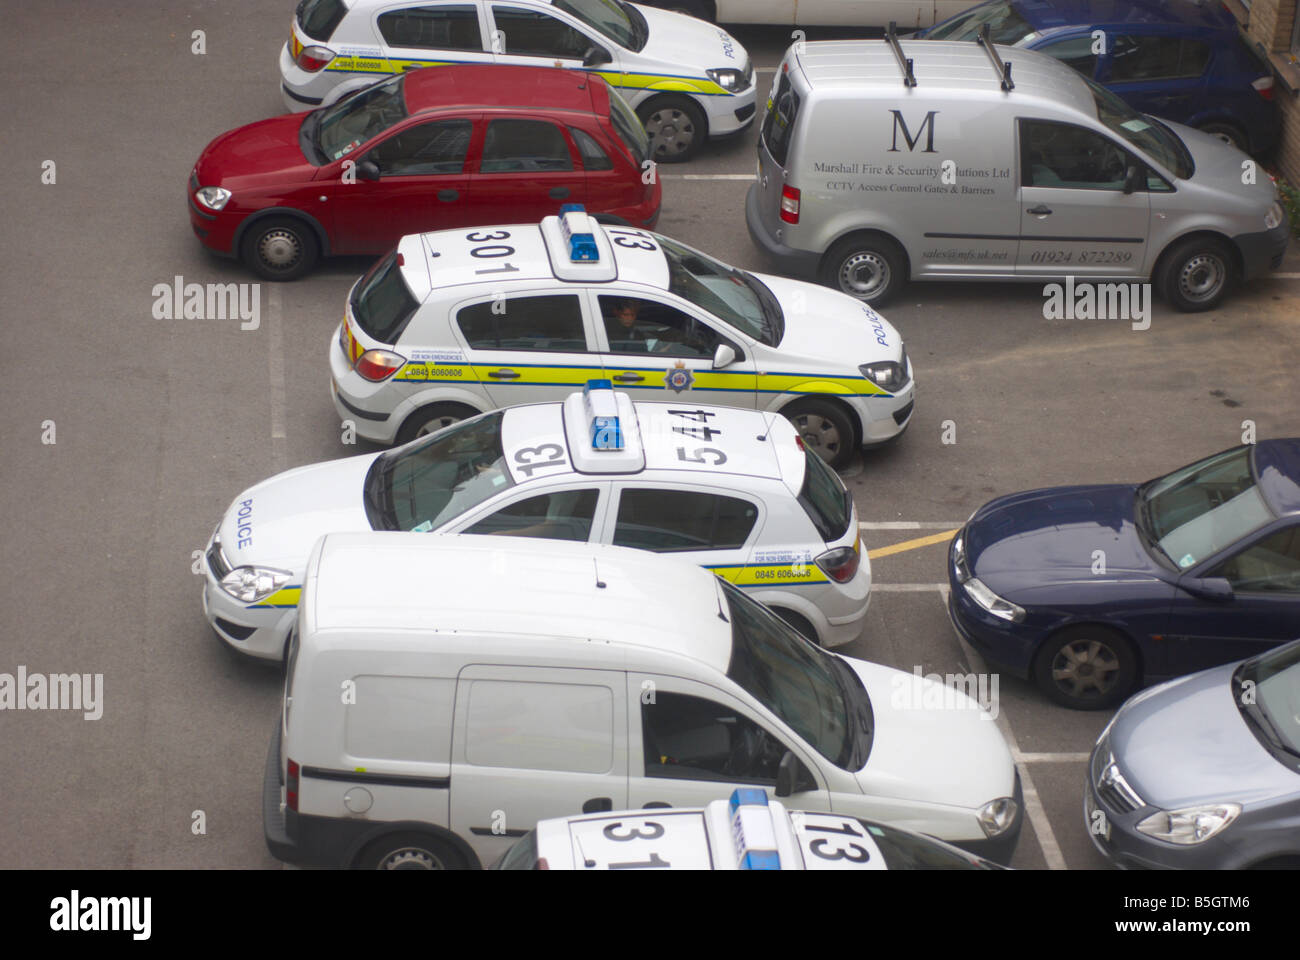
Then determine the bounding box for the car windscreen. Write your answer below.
[760,72,799,167]
[723,581,854,768]
[367,411,513,531]
[797,446,852,542]
[1138,446,1274,571]
[296,0,348,41]
[316,75,409,162]
[350,252,419,344]
[606,86,650,165]
[1088,78,1192,179]
[1235,641,1300,770]
[924,1,1033,42]
[555,0,641,50]
[659,235,779,345]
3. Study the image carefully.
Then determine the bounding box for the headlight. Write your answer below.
[963,577,1026,622]
[952,533,971,582]
[978,797,1019,837]
[220,566,291,603]
[859,360,906,391]
[195,186,232,211]
[1264,201,1285,231]
[1136,803,1240,845]
[707,68,745,91]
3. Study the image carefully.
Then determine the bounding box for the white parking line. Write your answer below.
[1273,272,1300,279]
[267,283,288,473]
[658,174,756,180]
[869,583,947,592]
[861,521,965,530]
[1016,752,1091,764]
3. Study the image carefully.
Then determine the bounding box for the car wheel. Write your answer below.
[240,217,320,281]
[395,403,477,446]
[357,832,466,870]
[1033,626,1137,710]
[773,609,820,645]
[1156,236,1236,313]
[782,398,855,470]
[637,95,707,163]
[820,233,907,306]
[1197,121,1248,153]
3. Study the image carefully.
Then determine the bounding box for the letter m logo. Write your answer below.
[888,110,938,153]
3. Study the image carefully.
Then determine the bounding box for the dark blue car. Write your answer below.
[922,0,1281,155]
[948,440,1300,709]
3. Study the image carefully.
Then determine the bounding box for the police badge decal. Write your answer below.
[664,361,694,393]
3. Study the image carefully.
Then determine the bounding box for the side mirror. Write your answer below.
[1181,576,1234,602]
[357,160,381,182]
[776,751,800,798]
[1122,164,1144,195]
[712,343,737,369]
[583,45,612,67]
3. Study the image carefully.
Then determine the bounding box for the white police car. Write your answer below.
[331,207,915,469]
[204,383,869,661]
[494,789,1003,869]
[282,0,756,161]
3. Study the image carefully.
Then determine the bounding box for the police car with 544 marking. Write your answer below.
[330,207,914,469]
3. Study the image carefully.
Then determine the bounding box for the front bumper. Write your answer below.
[202,535,295,661]
[945,557,1037,680]
[851,379,915,447]
[952,773,1024,867]
[744,183,821,279]
[698,85,757,138]
[1232,220,1290,281]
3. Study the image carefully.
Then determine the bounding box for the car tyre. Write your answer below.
[240,217,320,281]
[773,609,820,645]
[357,831,466,870]
[1033,625,1138,710]
[782,398,856,470]
[1196,121,1248,153]
[1156,236,1236,312]
[820,233,907,306]
[637,95,707,163]
[395,403,478,446]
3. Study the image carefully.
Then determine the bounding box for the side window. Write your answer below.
[463,489,599,541]
[641,692,789,784]
[1211,528,1300,593]
[569,126,613,171]
[1109,35,1210,81]
[491,6,590,58]
[1019,119,1131,190]
[599,294,721,358]
[365,119,472,176]
[465,679,614,773]
[457,294,588,351]
[479,118,575,173]
[613,489,757,552]
[376,5,482,50]
[1035,35,1099,77]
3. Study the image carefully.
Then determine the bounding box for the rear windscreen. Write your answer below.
[797,447,851,542]
[350,252,419,344]
[296,0,348,41]
[760,72,800,167]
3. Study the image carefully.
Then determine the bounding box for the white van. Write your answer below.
[746,33,1289,311]
[264,532,1022,869]
[644,1,967,30]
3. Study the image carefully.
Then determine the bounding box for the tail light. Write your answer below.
[815,544,860,584]
[1251,76,1274,100]
[780,184,801,224]
[297,45,336,72]
[286,758,300,812]
[355,349,406,382]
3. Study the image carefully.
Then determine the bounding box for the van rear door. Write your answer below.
[755,65,802,239]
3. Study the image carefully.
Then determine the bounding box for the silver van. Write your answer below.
[746,31,1289,311]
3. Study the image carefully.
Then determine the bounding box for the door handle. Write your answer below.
[613,373,644,382]
[642,801,672,809]
[583,797,613,814]
[1027,204,1052,216]
[437,189,458,202]
[487,369,520,379]
[549,186,571,200]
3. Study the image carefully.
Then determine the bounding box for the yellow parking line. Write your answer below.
[867,529,958,560]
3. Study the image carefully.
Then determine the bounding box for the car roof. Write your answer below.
[1253,439,1300,516]
[1012,0,1236,33]
[402,63,601,114]
[307,532,735,674]
[792,39,1097,118]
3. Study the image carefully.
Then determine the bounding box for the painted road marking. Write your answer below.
[658,174,756,180]
[1017,752,1091,763]
[268,283,287,473]
[867,529,958,560]
[861,521,965,530]
[870,583,948,592]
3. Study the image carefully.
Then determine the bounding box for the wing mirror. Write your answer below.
[356,160,381,182]
[1122,164,1144,195]
[776,751,802,798]
[583,45,612,67]
[712,343,737,369]
[1181,576,1234,602]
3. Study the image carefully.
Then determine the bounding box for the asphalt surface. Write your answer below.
[1,6,1297,869]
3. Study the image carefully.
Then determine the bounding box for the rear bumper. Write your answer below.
[1232,220,1289,281]
[744,183,820,279]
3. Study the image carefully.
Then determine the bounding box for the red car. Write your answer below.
[188,64,660,280]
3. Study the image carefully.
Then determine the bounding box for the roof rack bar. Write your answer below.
[885,21,917,88]
[976,24,1014,91]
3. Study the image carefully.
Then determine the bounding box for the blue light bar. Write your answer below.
[730,788,780,870]
[583,379,622,451]
[559,206,598,261]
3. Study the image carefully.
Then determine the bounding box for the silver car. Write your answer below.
[1085,638,1300,869]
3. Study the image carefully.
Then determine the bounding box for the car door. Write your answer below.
[443,483,611,544]
[591,290,758,407]
[372,2,496,69]
[1099,31,1211,126]
[1165,523,1300,675]
[451,289,606,406]
[448,664,628,867]
[486,3,612,70]
[325,116,477,254]
[626,678,831,813]
[1015,117,1151,278]
[468,116,588,224]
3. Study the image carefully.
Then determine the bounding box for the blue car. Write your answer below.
[948,440,1300,709]
[922,0,1281,156]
